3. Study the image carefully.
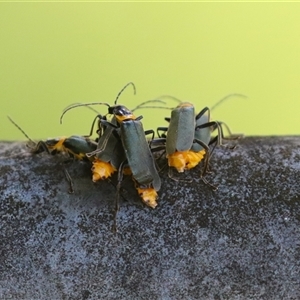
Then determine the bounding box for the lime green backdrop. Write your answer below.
[1,3,300,140]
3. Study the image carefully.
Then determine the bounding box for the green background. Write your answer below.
[1,3,299,141]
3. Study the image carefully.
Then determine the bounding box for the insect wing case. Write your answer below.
[166,103,195,154]
[120,119,161,191]
[63,136,97,157]
[192,109,211,152]
[96,117,126,169]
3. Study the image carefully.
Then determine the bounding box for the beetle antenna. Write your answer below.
[7,116,35,144]
[63,102,101,115]
[132,99,174,112]
[210,93,247,111]
[114,82,136,105]
[133,105,172,111]
[155,95,182,103]
[132,99,165,111]
[60,102,110,124]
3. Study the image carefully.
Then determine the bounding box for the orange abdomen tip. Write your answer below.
[167,149,206,172]
[185,149,206,170]
[91,159,116,182]
[136,187,158,208]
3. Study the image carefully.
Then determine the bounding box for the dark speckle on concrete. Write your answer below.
[0,137,300,299]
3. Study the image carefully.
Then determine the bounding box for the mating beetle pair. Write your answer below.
[60,83,164,231]
[152,94,243,188]
[61,83,162,212]
[156,102,212,177]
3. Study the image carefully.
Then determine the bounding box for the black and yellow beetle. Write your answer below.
[8,116,97,193]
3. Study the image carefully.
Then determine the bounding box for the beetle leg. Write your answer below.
[157,126,168,138]
[62,164,74,194]
[113,160,127,233]
[167,167,192,183]
[84,114,104,138]
[32,140,51,154]
[192,139,210,176]
[144,129,155,141]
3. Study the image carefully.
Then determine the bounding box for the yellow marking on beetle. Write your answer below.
[46,137,67,151]
[122,167,132,176]
[177,102,194,108]
[70,151,87,161]
[91,158,117,181]
[115,114,136,122]
[136,187,158,208]
[167,149,206,173]
[47,137,88,161]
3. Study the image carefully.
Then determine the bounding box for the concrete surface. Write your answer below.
[0,137,300,299]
